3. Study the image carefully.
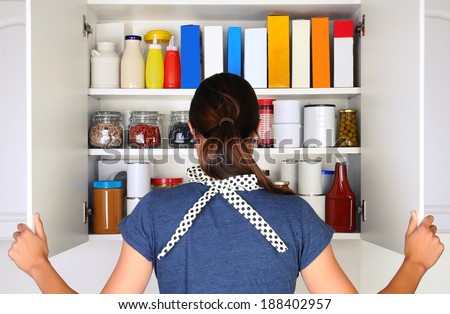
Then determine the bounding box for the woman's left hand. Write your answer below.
[8,213,50,276]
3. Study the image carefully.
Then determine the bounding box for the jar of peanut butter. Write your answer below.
[93,180,124,234]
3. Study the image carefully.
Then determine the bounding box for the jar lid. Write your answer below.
[339,109,357,113]
[92,111,123,119]
[151,178,171,185]
[93,180,123,189]
[258,99,275,106]
[125,35,142,41]
[304,104,335,108]
[144,30,172,44]
[321,170,335,175]
[171,178,184,184]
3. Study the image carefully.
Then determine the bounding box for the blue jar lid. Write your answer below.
[93,180,123,189]
[125,35,142,41]
[321,170,335,175]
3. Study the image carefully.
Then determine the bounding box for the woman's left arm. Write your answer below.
[300,244,358,294]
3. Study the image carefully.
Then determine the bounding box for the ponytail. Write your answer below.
[190,73,295,195]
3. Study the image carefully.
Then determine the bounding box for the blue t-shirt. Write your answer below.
[119,182,334,294]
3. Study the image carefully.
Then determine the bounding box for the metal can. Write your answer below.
[257,99,275,148]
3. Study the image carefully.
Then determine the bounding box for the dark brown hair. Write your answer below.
[189,73,294,195]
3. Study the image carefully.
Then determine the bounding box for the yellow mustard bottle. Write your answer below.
[145,34,164,89]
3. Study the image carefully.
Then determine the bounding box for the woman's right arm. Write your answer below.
[8,213,153,294]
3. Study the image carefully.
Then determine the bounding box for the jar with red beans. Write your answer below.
[128,111,162,148]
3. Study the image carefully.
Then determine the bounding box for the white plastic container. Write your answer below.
[90,42,120,88]
[303,104,336,147]
[300,195,326,220]
[298,160,322,195]
[273,100,305,124]
[126,162,153,198]
[273,123,302,148]
[280,159,299,193]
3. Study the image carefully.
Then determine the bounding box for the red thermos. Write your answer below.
[164,36,181,88]
[325,162,356,232]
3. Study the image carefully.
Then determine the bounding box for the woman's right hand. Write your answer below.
[8,212,50,277]
[404,210,444,273]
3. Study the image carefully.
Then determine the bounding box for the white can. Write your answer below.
[273,100,306,124]
[90,42,120,88]
[300,195,326,220]
[280,159,299,193]
[273,123,302,148]
[127,162,153,198]
[127,197,141,215]
[303,104,336,147]
[298,160,322,195]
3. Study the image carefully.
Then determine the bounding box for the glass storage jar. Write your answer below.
[168,110,194,148]
[89,111,124,148]
[337,109,359,147]
[128,111,162,148]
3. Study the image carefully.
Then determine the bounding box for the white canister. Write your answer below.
[303,104,336,147]
[298,160,322,195]
[321,169,335,194]
[300,195,326,220]
[273,123,302,148]
[127,162,153,198]
[273,100,306,124]
[280,159,299,193]
[126,197,141,215]
[90,42,120,88]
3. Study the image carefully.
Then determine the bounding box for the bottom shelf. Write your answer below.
[88,232,361,242]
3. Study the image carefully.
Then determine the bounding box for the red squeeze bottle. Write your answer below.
[325,162,356,232]
[164,36,181,88]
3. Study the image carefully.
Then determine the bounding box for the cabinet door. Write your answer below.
[28,0,88,256]
[360,0,424,253]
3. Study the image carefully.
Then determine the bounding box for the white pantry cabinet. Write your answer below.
[27,0,426,257]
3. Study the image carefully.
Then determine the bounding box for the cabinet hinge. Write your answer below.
[83,15,93,38]
[83,202,92,224]
[355,14,365,37]
[357,200,367,222]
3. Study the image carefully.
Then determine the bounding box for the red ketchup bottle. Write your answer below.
[325,162,356,232]
[164,36,181,88]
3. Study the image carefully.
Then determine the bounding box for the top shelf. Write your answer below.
[88,87,361,100]
[87,0,361,21]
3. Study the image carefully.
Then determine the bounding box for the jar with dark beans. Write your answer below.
[168,111,194,148]
[89,111,124,148]
[128,111,162,148]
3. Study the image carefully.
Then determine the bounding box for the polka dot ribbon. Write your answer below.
[157,166,288,260]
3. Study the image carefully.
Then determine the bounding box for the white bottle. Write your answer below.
[90,42,120,88]
[120,35,145,89]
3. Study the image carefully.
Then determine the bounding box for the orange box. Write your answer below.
[311,17,331,88]
[268,15,290,88]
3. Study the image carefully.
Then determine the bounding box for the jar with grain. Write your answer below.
[337,109,359,147]
[128,111,162,148]
[168,111,194,148]
[89,111,124,148]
